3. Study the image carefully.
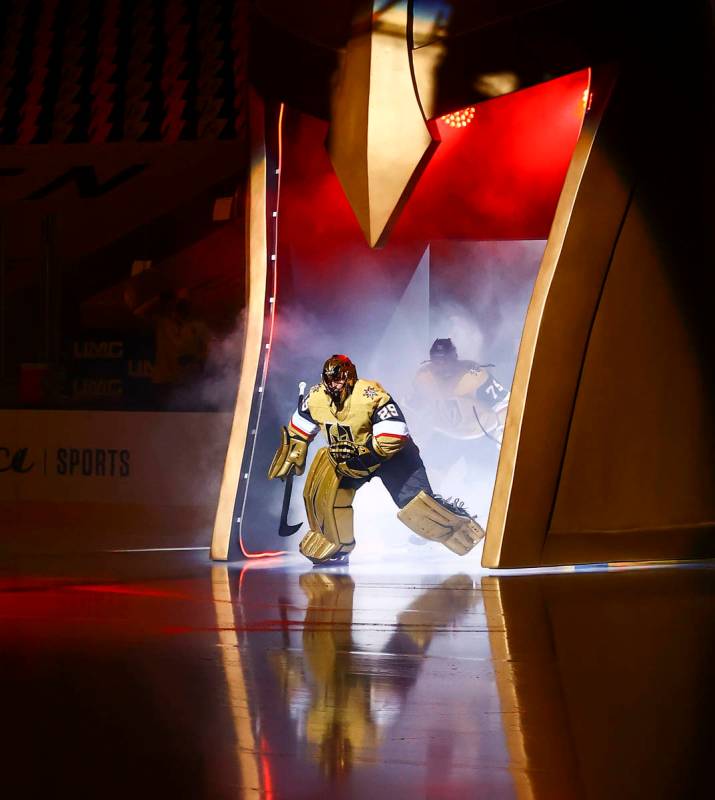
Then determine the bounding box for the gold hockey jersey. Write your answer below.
[410,360,509,440]
[288,378,409,459]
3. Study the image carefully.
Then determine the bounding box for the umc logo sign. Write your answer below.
[72,341,124,359]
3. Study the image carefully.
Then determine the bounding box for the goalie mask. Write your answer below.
[429,338,458,361]
[428,338,458,376]
[322,354,358,409]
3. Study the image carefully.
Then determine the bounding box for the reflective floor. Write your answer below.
[1,551,713,799]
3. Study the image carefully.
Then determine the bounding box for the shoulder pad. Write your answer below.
[357,379,389,402]
[306,384,330,413]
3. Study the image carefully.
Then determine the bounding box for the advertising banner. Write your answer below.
[0,410,231,551]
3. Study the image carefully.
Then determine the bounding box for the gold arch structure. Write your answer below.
[211,90,272,561]
[484,62,715,567]
[213,4,715,567]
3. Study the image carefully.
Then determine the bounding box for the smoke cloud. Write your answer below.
[240,239,545,559]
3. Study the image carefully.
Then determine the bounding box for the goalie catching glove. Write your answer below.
[328,436,384,479]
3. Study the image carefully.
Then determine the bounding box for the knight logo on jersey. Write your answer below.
[326,424,354,445]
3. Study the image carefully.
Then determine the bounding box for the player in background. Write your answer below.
[408,338,510,446]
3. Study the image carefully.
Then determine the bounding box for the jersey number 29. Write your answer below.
[377,403,399,421]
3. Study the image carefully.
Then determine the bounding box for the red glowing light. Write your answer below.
[440,106,476,128]
[261,736,274,798]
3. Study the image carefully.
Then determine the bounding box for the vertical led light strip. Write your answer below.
[234,103,287,558]
[211,98,287,560]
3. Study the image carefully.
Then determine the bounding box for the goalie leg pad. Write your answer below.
[397,491,485,556]
[299,530,355,563]
[299,447,356,563]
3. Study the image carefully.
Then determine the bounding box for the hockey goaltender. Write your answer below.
[268,354,484,566]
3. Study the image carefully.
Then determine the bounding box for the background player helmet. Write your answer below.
[322,354,358,408]
[429,338,458,361]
